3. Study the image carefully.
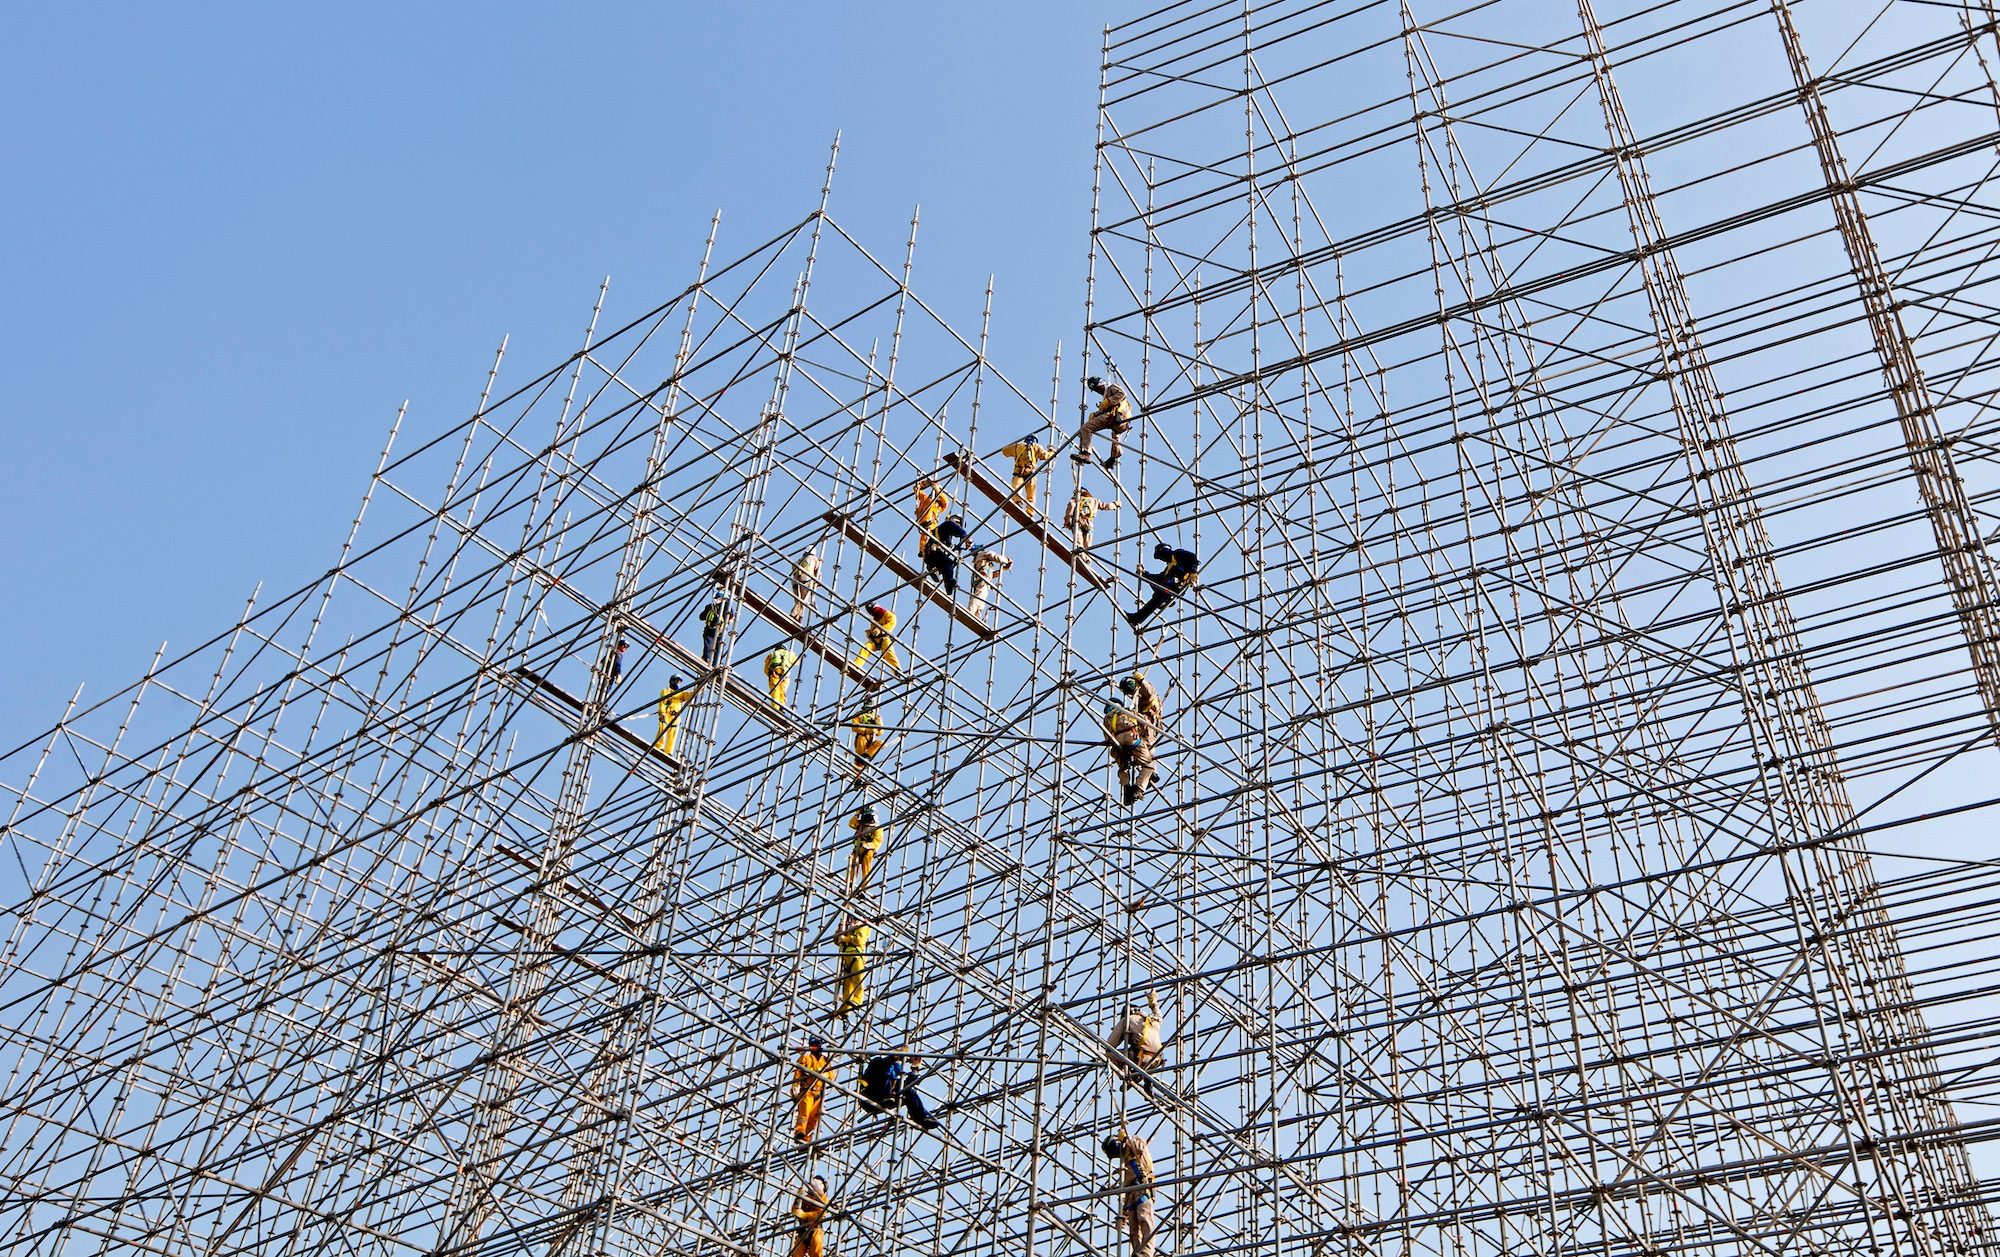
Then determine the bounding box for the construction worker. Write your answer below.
[610,631,629,680]
[792,1036,833,1143]
[765,645,797,706]
[1103,700,1157,805]
[859,1052,942,1130]
[834,917,871,1016]
[920,537,961,597]
[1105,991,1164,1072]
[1063,486,1120,551]
[1102,1132,1157,1257]
[1127,543,1198,629]
[789,1175,830,1257]
[853,604,903,673]
[914,477,951,539]
[655,677,694,758]
[936,514,969,551]
[1075,376,1135,469]
[966,545,1012,624]
[997,433,1057,510]
[791,549,822,623]
[1121,673,1163,746]
[848,705,887,781]
[848,805,888,889]
[699,600,732,666]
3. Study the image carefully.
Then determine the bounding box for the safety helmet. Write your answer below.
[1021,433,1035,445]
[1102,1134,1125,1157]
[857,805,876,823]
[1086,375,1105,390]
[807,1035,824,1048]
[945,513,963,524]
[1119,677,1138,694]
[1103,699,1127,715]
[668,675,683,689]
[869,603,889,618]
[1153,542,1173,560]
[969,542,987,555]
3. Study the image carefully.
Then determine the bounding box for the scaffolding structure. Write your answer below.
[7,1,2000,1254]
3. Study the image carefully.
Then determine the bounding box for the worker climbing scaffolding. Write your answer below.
[913,477,950,539]
[789,1175,830,1257]
[1121,673,1163,746]
[1128,543,1197,629]
[848,705,886,782]
[792,1036,833,1143]
[1102,1132,1157,1257]
[996,433,1056,510]
[1102,698,1157,805]
[920,536,960,597]
[765,645,797,706]
[859,1052,941,1131]
[852,604,903,674]
[699,600,732,666]
[833,917,870,1017]
[655,677,693,758]
[1105,992,1164,1073]
[847,805,887,889]
[1074,375,1134,469]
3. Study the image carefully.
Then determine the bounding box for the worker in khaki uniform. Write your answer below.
[765,646,797,706]
[848,706,887,782]
[966,545,1012,624]
[655,677,694,757]
[834,917,871,1016]
[1121,673,1163,747]
[1064,486,1120,551]
[914,478,951,539]
[852,604,903,674]
[793,1036,833,1143]
[848,805,888,889]
[1103,700,1157,804]
[1106,991,1165,1071]
[791,550,822,623]
[997,434,1057,510]
[789,1175,830,1257]
[1103,1132,1157,1257]
[1074,376,1135,468]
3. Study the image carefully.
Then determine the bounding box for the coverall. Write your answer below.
[914,482,950,539]
[1110,1134,1158,1257]
[791,552,822,623]
[921,539,960,596]
[655,686,693,757]
[848,811,888,889]
[966,550,1012,623]
[793,1045,833,1142]
[1129,549,1198,628]
[848,710,886,780]
[789,1178,830,1257]
[834,922,871,1015]
[699,602,730,666]
[1114,737,1157,805]
[853,609,903,673]
[859,1055,940,1129]
[1106,993,1164,1070]
[997,439,1055,508]
[765,647,797,706]
[1064,490,1120,550]
[1076,382,1135,466]
[1129,673,1164,747]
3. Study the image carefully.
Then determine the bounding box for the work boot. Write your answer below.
[1071,451,1092,463]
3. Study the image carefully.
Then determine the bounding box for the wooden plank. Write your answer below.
[734,585,882,688]
[822,511,1000,639]
[943,452,1111,593]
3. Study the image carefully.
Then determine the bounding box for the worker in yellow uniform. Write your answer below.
[1103,1132,1157,1257]
[997,434,1056,511]
[792,1036,833,1144]
[848,805,888,889]
[655,676,693,757]
[852,604,903,674]
[789,1175,830,1257]
[834,916,871,1016]
[765,645,797,706]
[914,477,951,539]
[1121,673,1163,747]
[848,706,887,782]
[1075,375,1135,469]
[1105,991,1165,1072]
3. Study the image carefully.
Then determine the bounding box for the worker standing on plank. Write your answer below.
[853,604,903,673]
[966,545,1012,624]
[765,645,797,706]
[1103,1132,1158,1257]
[655,677,694,757]
[834,917,871,1016]
[1074,376,1135,469]
[1064,486,1120,551]
[997,434,1056,510]
[848,805,888,889]
[793,1036,833,1143]
[791,550,822,622]
[789,1175,830,1257]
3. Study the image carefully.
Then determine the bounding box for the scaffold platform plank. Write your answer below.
[944,452,1111,592]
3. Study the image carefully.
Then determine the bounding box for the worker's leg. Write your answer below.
[857,846,875,887]
[795,1088,821,1141]
[1010,472,1030,504]
[658,724,679,757]
[967,584,989,622]
[881,643,903,672]
[1127,1200,1157,1257]
[902,1088,941,1130]
[773,676,789,705]
[1128,586,1174,627]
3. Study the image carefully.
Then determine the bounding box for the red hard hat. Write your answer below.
[869,603,888,617]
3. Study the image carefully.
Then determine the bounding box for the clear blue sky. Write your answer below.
[0,4,1109,735]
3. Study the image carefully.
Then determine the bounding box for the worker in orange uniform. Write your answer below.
[792,1036,833,1143]
[914,477,951,539]
[848,805,888,889]
[997,434,1057,510]
[1103,1132,1157,1257]
[834,916,871,1016]
[655,676,694,757]
[848,706,887,782]
[1074,375,1135,469]
[853,604,903,673]
[789,1175,830,1257]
